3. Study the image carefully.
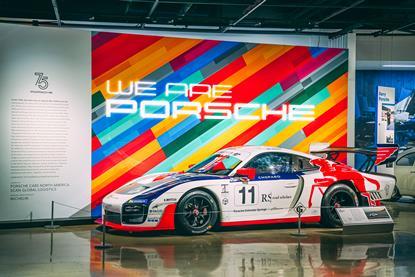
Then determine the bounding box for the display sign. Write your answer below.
[91,32,349,216]
[0,25,91,222]
[377,86,395,144]
[336,206,394,234]
[376,86,395,174]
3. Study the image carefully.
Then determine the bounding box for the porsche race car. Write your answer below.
[102,145,398,235]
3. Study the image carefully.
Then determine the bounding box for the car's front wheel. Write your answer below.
[321,184,359,227]
[175,190,219,235]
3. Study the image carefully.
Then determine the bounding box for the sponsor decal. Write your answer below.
[163,198,177,202]
[131,199,148,204]
[257,175,283,180]
[222,198,229,205]
[261,193,272,203]
[221,184,229,194]
[261,193,292,203]
[233,208,268,213]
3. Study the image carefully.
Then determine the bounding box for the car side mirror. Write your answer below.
[212,162,226,172]
[188,164,195,169]
[235,168,256,180]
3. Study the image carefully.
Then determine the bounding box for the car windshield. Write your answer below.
[187,154,242,176]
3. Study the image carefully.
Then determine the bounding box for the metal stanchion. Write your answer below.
[95,214,112,250]
[291,203,307,237]
[49,231,54,263]
[44,201,60,229]
[30,211,33,222]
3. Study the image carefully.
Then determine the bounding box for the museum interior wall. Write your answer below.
[3,23,414,223]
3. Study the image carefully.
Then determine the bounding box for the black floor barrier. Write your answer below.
[95,214,113,250]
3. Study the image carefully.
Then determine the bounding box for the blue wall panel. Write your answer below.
[356,70,415,148]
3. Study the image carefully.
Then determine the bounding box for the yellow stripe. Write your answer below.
[92,140,161,193]
[327,72,348,95]
[324,122,348,144]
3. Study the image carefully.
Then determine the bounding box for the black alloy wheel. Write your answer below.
[321,184,358,227]
[175,190,218,235]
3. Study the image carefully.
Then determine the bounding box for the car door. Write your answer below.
[395,152,415,196]
[236,152,300,219]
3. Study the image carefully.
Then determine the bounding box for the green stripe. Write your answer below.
[291,61,347,105]
[92,91,105,109]
[163,120,219,157]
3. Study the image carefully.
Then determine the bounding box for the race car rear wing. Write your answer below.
[310,144,399,173]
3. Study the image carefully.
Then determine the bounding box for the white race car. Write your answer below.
[102,145,397,235]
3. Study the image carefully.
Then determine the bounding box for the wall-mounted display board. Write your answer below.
[0,25,91,222]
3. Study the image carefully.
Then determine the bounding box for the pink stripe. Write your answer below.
[170,40,220,71]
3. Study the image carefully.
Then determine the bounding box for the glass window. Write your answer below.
[292,155,318,172]
[188,154,242,175]
[396,153,415,166]
[245,152,292,175]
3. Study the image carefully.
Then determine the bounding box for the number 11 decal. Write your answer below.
[235,185,258,206]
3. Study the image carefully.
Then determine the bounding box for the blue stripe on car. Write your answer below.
[129,172,305,204]
[130,174,226,203]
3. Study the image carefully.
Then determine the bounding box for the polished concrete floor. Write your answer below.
[1,200,415,276]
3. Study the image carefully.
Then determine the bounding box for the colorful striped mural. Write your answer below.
[91,32,348,216]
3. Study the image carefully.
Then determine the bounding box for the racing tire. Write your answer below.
[175,190,219,235]
[389,186,401,202]
[321,184,359,228]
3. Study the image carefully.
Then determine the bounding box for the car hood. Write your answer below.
[113,172,227,197]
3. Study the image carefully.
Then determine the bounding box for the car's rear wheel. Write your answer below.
[175,190,218,235]
[321,184,358,227]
